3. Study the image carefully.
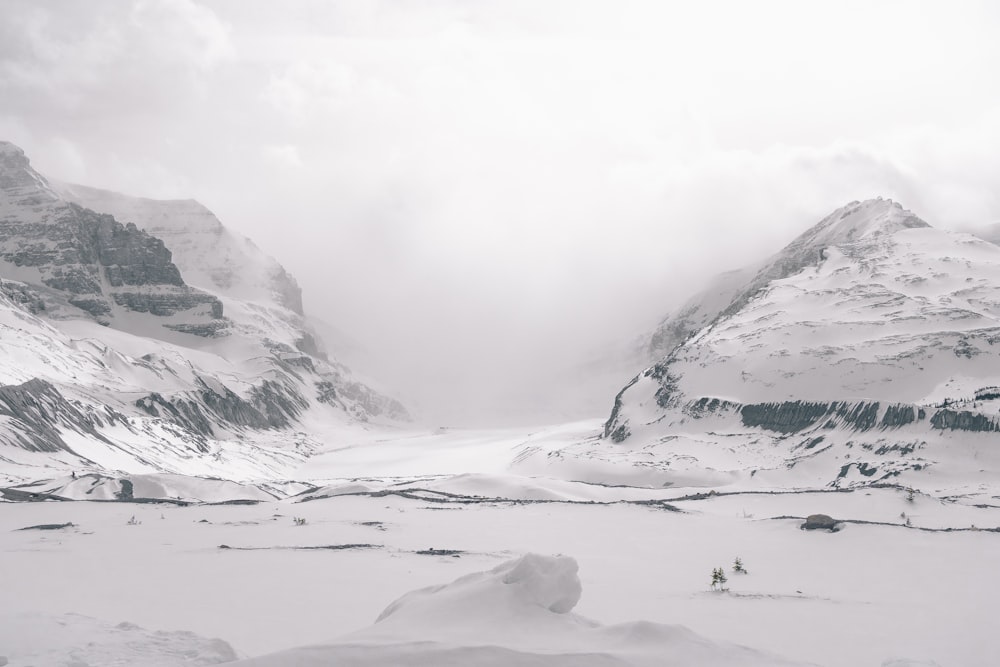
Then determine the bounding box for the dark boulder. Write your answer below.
[801,514,841,531]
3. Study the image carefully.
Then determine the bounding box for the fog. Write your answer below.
[2,0,999,425]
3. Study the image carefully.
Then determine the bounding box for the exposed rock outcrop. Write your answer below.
[135,377,309,439]
[0,278,45,313]
[929,409,1000,432]
[53,179,305,315]
[801,514,840,531]
[0,141,225,333]
[0,378,121,454]
[315,376,409,422]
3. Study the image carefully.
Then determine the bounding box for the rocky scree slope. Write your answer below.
[599,199,1000,490]
[0,141,406,483]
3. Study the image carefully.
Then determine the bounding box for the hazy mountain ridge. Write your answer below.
[0,141,407,483]
[646,199,931,360]
[0,141,225,334]
[516,199,1000,494]
[52,180,305,316]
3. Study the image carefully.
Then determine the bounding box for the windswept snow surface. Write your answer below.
[0,613,238,667]
[235,554,805,667]
[1,481,996,666]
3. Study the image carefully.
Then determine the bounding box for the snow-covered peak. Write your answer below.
[0,140,39,179]
[727,199,930,318]
[646,199,931,361]
[603,203,1000,489]
[0,140,57,204]
[0,140,27,158]
[788,198,928,250]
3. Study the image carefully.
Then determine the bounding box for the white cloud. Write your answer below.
[130,0,235,69]
[2,0,999,423]
[261,144,303,170]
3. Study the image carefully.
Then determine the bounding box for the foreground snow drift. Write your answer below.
[0,612,238,666]
[1,487,994,665]
[235,553,804,667]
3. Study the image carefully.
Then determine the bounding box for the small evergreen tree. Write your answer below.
[710,567,728,591]
[733,556,747,574]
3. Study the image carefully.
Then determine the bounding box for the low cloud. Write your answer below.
[2,0,999,424]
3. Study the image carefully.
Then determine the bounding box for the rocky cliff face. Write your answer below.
[0,141,225,332]
[53,181,304,315]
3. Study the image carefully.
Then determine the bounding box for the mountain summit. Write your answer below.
[0,141,406,483]
[517,200,1000,492]
[0,141,224,334]
[648,199,931,360]
[0,140,59,205]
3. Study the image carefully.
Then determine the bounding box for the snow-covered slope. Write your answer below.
[0,141,407,482]
[647,199,930,360]
[646,265,757,361]
[235,553,805,667]
[967,221,1000,247]
[0,612,238,667]
[549,200,1000,493]
[48,169,408,428]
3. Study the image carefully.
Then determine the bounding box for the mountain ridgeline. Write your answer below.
[0,141,407,480]
[602,199,1000,486]
[0,143,224,332]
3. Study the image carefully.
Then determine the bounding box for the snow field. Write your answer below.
[1,482,997,666]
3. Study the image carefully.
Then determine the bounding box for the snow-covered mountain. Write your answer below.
[0,141,406,483]
[52,180,305,316]
[0,142,224,336]
[524,199,1000,493]
[646,199,930,360]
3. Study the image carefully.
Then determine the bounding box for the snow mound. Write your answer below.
[500,554,582,613]
[377,553,582,626]
[0,612,238,666]
[234,554,806,666]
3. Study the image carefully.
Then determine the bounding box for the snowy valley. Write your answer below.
[1,141,998,666]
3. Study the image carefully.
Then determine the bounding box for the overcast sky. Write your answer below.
[2,0,999,424]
